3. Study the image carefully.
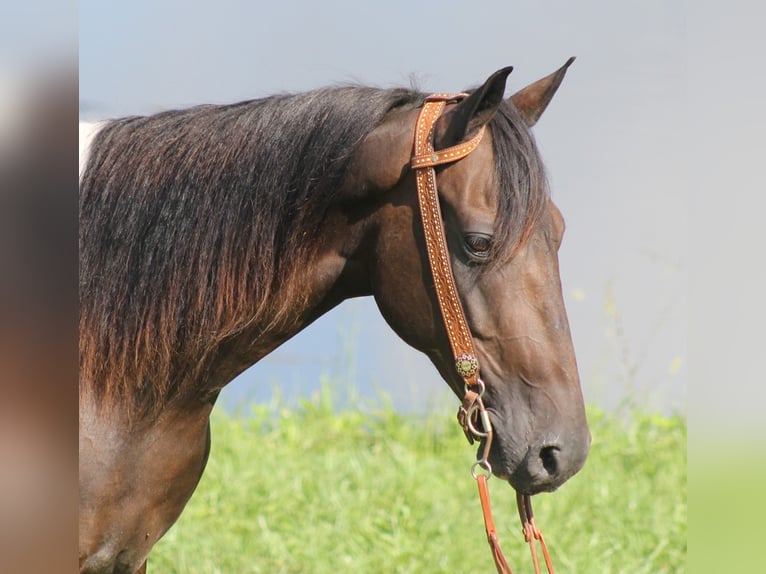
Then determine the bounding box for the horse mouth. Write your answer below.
[481,408,589,495]
[488,447,570,495]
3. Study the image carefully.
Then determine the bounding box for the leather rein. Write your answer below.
[411,94,554,574]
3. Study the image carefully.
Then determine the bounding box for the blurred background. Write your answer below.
[79,1,687,418]
[0,1,764,572]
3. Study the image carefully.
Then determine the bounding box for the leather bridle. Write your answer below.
[411,94,554,574]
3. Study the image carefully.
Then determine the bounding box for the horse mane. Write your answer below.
[79,84,547,415]
[489,100,550,264]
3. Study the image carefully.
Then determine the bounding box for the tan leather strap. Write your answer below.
[518,492,555,574]
[411,95,485,392]
[411,95,486,168]
[411,94,556,574]
[478,475,513,574]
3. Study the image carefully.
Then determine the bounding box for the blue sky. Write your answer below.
[80,1,688,414]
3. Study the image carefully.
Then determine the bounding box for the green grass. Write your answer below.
[151,389,686,573]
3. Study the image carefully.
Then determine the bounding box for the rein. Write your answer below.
[411,94,554,574]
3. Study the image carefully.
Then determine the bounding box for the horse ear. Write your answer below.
[434,66,513,149]
[510,57,575,127]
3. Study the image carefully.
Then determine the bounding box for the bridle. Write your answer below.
[411,94,555,574]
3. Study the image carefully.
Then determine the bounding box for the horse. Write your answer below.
[79,60,590,574]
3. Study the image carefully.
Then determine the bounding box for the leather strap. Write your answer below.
[411,94,556,574]
[518,492,555,574]
[478,475,513,574]
[411,95,486,168]
[411,95,485,391]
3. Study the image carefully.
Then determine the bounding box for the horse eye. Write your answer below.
[464,234,492,258]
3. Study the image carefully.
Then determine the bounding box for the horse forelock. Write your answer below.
[487,100,550,266]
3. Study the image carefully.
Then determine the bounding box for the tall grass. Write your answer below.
[151,387,685,573]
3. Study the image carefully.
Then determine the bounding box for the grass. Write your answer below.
[151,387,686,573]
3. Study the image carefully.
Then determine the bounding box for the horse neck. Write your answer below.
[221,109,418,377]
[206,209,370,389]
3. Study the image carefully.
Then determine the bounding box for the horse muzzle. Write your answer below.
[483,409,591,495]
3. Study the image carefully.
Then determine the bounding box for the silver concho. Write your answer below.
[455,353,479,379]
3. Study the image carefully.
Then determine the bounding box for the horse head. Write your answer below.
[345,60,589,494]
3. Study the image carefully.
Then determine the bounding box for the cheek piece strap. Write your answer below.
[411,94,554,574]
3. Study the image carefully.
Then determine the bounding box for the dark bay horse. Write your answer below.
[79,61,590,573]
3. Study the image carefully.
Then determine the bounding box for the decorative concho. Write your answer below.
[455,353,479,379]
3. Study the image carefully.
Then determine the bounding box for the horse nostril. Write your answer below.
[539,445,560,476]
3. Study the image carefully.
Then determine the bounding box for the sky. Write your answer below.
[79,1,688,415]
